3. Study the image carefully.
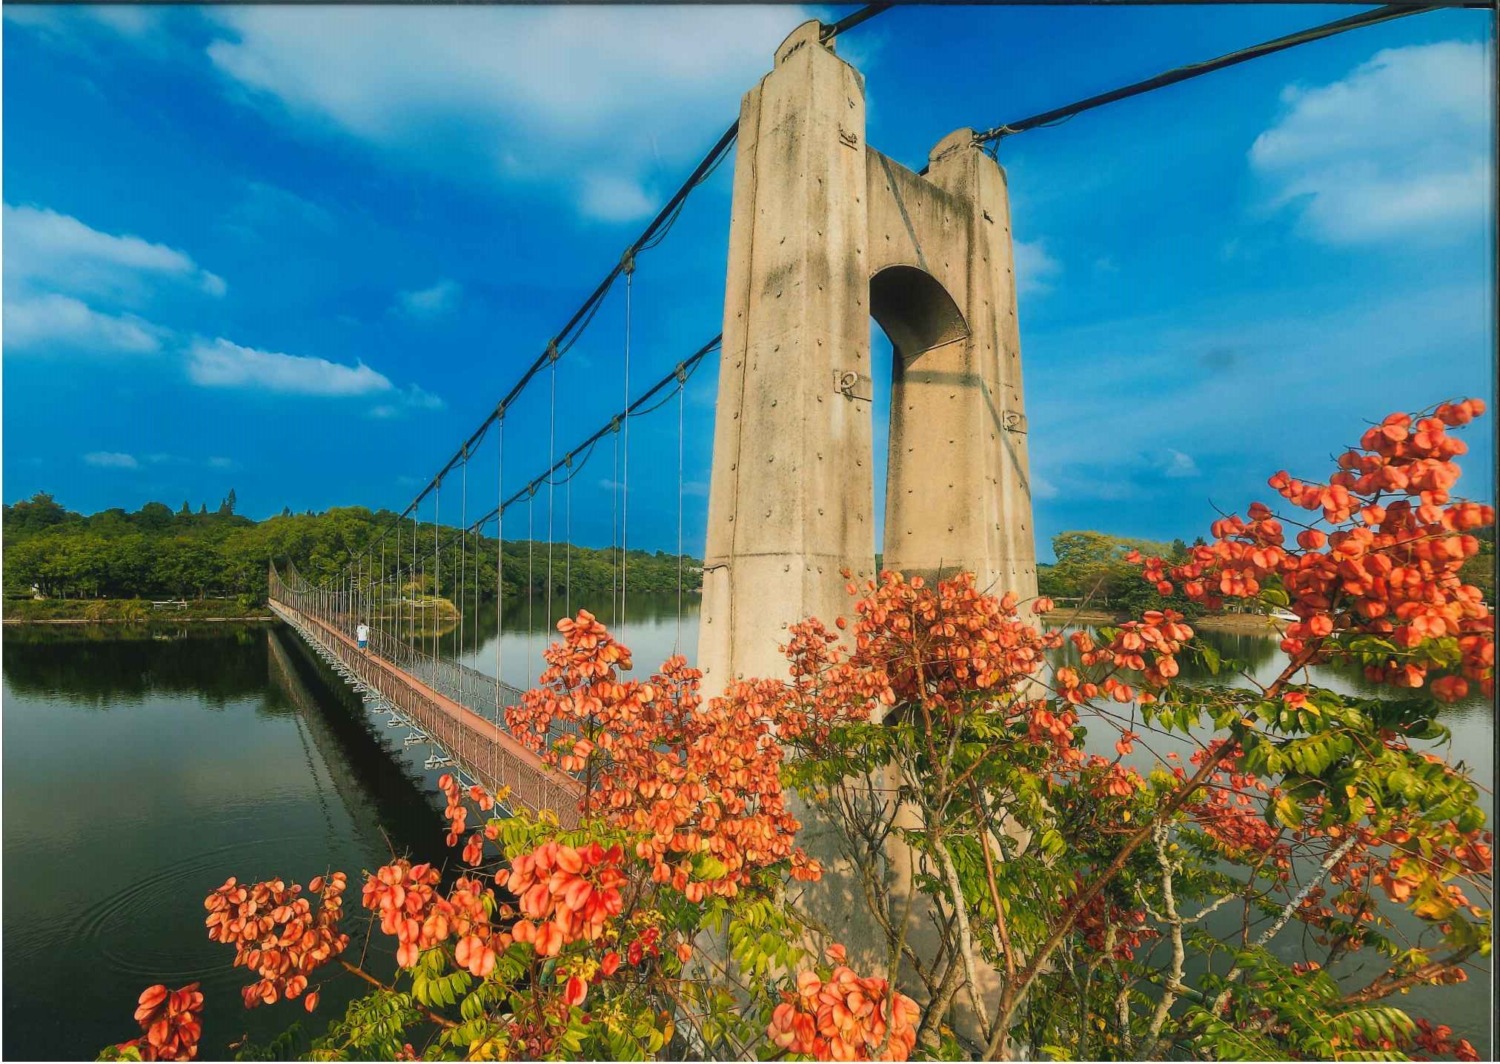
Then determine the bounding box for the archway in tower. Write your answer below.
[867,264,970,568]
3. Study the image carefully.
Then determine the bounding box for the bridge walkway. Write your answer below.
[267,592,583,828]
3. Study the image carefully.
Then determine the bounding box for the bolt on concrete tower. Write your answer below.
[700,20,1038,693]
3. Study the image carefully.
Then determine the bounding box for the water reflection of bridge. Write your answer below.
[265,626,400,849]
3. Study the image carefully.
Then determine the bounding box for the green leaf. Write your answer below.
[1273,795,1305,827]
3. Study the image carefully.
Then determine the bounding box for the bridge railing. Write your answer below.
[366,626,581,753]
[268,563,583,825]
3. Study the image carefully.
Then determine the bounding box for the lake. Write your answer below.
[1,599,1491,1058]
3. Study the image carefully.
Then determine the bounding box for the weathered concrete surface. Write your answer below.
[696,21,1042,1047]
[880,134,1039,600]
[700,19,876,692]
[701,22,1038,694]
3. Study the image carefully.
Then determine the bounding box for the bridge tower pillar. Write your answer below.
[700,20,1037,692]
[699,19,876,690]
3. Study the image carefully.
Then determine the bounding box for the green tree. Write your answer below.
[134,502,175,532]
[3,491,71,533]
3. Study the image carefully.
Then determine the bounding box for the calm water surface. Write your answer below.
[2,600,1491,1058]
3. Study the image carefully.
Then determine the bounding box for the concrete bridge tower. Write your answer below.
[700,20,1039,691]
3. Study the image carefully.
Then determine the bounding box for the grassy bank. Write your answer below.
[1044,605,1289,634]
[2,597,273,624]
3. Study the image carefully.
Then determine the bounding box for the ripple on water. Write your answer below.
[52,833,333,984]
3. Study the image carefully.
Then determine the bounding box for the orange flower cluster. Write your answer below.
[432,774,498,867]
[203,874,349,1010]
[1413,1018,1480,1061]
[361,859,507,975]
[1081,754,1146,800]
[1068,881,1156,963]
[437,772,491,849]
[494,840,627,958]
[841,572,1058,714]
[1181,746,1285,868]
[1311,816,1491,923]
[113,984,203,1061]
[781,572,1071,771]
[1060,611,1193,706]
[1136,402,1493,700]
[506,611,817,898]
[768,964,921,1061]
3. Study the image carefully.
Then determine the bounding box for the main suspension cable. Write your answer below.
[971,4,1441,148]
[323,5,894,591]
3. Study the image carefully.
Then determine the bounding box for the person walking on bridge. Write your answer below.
[356,622,370,652]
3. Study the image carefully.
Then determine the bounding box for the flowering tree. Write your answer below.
[103,401,1490,1061]
[103,622,917,1062]
[775,399,1491,1060]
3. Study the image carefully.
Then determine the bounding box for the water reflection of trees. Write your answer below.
[412,592,697,661]
[1185,630,1281,678]
[0,625,270,707]
[1046,625,1280,680]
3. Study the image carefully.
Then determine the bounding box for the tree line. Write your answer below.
[2,492,702,605]
[1036,529,1208,616]
[8,492,1487,611]
[1037,526,1495,613]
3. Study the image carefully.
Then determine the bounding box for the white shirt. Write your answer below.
[356,625,370,641]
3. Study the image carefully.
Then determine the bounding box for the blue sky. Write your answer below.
[3,4,1494,562]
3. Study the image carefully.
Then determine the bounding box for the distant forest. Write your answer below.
[5,491,1490,611]
[1036,527,1496,612]
[2,492,702,604]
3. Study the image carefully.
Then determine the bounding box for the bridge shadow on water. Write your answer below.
[264,622,453,868]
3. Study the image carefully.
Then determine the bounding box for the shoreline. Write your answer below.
[5,608,1293,633]
[3,615,275,626]
[1046,608,1288,635]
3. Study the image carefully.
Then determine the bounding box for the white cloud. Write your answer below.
[397,279,462,318]
[4,5,166,40]
[83,451,140,470]
[187,338,394,397]
[4,203,226,303]
[403,384,446,411]
[4,293,163,354]
[84,6,164,39]
[369,384,448,419]
[3,203,223,355]
[1014,239,1062,296]
[579,175,656,223]
[202,6,814,220]
[1250,40,1494,245]
[1160,450,1200,479]
[1024,279,1494,509]
[222,181,337,241]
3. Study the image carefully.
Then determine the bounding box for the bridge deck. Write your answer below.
[268,597,583,827]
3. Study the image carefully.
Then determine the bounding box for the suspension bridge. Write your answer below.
[266,4,1456,821]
